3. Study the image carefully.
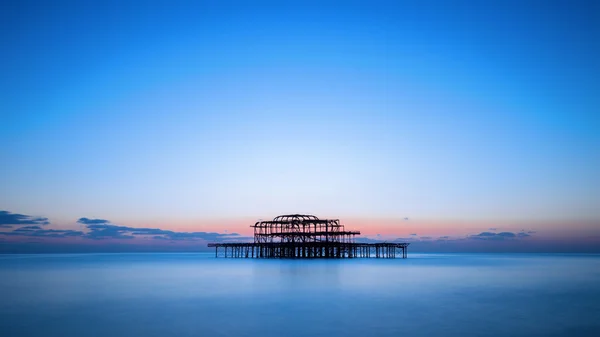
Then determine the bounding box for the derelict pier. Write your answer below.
[208,214,409,259]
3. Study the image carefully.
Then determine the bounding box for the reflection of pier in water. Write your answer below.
[208,214,409,259]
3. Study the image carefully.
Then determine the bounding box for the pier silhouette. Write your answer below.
[208,214,409,258]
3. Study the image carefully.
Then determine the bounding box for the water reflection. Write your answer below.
[0,254,598,337]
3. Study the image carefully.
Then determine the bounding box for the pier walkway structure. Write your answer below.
[208,214,409,259]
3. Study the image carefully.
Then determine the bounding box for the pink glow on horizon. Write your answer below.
[117,216,600,239]
[12,215,595,244]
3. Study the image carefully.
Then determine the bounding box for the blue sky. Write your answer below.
[1,0,599,251]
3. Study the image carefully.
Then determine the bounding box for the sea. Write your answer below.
[0,253,599,337]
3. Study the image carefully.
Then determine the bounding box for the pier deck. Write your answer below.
[208,242,409,259]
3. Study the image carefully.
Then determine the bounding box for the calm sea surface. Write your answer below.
[0,253,599,337]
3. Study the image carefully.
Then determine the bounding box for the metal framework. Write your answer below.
[208,214,409,259]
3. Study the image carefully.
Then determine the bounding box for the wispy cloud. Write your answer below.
[82,223,242,241]
[17,226,44,230]
[1,211,242,244]
[363,231,534,244]
[1,228,83,238]
[77,218,111,225]
[394,237,417,242]
[84,224,135,240]
[0,210,50,227]
[355,237,385,243]
[468,231,526,240]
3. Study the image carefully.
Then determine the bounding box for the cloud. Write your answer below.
[356,236,429,243]
[473,232,496,237]
[82,222,240,241]
[130,228,171,235]
[489,228,497,231]
[158,231,240,241]
[469,231,526,240]
[0,211,49,226]
[410,233,417,236]
[85,224,135,240]
[369,230,536,248]
[17,226,43,230]
[1,211,239,244]
[394,237,416,242]
[497,232,516,238]
[77,218,111,225]
[0,228,83,238]
[6,221,242,242]
[354,237,383,243]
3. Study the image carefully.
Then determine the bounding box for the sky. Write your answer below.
[1,0,599,252]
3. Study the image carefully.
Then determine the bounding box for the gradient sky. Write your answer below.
[1,0,599,252]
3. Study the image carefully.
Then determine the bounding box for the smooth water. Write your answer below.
[0,253,599,337]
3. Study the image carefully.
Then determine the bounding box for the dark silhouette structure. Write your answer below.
[208,214,409,258]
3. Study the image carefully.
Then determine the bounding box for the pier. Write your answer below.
[208,214,409,259]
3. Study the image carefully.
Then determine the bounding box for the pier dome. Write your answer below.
[272,214,320,222]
